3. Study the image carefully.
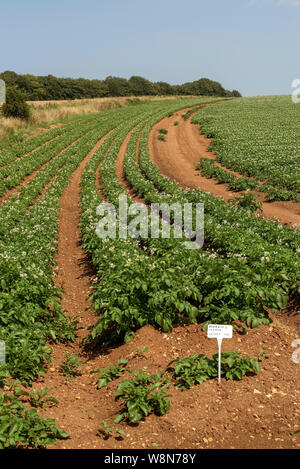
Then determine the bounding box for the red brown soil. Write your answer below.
[53,135,108,339]
[35,312,300,450]
[149,111,300,228]
[27,122,300,450]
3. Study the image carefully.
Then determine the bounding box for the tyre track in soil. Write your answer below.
[149,109,300,227]
[36,125,300,450]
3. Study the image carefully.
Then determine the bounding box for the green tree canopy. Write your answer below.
[0,70,241,101]
[1,85,30,120]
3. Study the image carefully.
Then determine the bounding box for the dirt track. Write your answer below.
[149,111,300,227]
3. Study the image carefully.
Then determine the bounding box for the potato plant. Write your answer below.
[167,350,263,389]
[114,369,171,423]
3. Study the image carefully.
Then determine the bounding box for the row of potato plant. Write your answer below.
[197,158,300,202]
[0,116,108,196]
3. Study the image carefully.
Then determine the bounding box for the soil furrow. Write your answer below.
[32,131,112,448]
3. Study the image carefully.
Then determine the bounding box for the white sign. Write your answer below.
[207,324,233,383]
[207,324,233,339]
[0,80,5,103]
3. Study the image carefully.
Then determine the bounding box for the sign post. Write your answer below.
[207,324,233,383]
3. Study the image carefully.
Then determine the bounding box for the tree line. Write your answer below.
[0,71,241,101]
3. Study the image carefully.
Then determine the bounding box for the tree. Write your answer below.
[154,81,174,95]
[105,76,132,96]
[128,76,156,96]
[0,70,242,101]
[231,89,242,97]
[2,86,30,120]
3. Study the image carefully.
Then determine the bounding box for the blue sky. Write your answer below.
[1,0,299,96]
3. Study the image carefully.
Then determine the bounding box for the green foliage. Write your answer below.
[114,369,171,423]
[80,98,298,348]
[175,77,237,97]
[182,108,197,120]
[174,121,179,126]
[128,76,156,96]
[157,134,166,141]
[2,86,30,120]
[13,385,58,409]
[91,359,128,389]
[1,98,242,447]
[154,81,174,96]
[218,350,261,380]
[0,116,110,384]
[0,70,239,101]
[197,158,300,203]
[157,128,168,141]
[229,193,263,213]
[193,96,300,192]
[0,390,69,449]
[98,420,125,440]
[264,187,300,203]
[258,348,270,361]
[167,354,216,388]
[59,352,86,378]
[167,350,262,389]
[231,90,242,97]
[134,347,149,358]
[105,76,132,97]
